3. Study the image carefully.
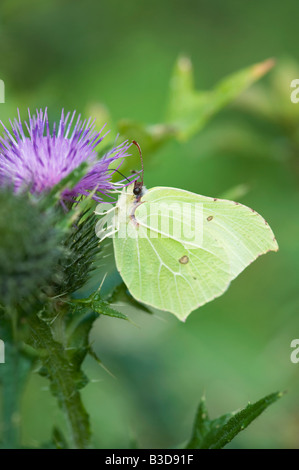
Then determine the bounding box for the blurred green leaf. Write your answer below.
[117,57,275,159]
[166,56,275,141]
[186,392,283,449]
[237,59,299,125]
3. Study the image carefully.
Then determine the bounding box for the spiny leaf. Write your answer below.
[208,392,283,450]
[186,391,283,449]
[186,396,211,448]
[73,291,129,321]
[92,298,128,320]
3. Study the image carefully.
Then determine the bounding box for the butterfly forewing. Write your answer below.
[137,187,278,278]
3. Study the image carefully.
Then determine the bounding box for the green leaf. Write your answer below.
[186,392,283,449]
[166,56,275,141]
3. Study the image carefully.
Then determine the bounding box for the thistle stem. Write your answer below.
[27,314,90,449]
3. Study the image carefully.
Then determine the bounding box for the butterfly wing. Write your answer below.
[113,186,278,320]
[113,221,231,320]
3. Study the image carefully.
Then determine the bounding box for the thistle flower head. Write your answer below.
[0,109,131,201]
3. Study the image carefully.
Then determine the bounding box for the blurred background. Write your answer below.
[1,0,299,449]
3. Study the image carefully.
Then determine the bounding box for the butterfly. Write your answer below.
[98,142,278,321]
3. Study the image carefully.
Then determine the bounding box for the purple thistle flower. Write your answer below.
[0,108,132,201]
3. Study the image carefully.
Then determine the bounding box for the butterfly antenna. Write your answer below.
[132,140,144,185]
[106,168,131,184]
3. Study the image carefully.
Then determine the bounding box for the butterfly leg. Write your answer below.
[130,201,146,227]
[96,225,119,243]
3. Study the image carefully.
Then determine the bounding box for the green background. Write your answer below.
[1,0,299,448]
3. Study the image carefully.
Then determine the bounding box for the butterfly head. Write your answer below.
[133,180,146,202]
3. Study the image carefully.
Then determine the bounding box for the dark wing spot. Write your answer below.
[179,255,189,264]
[207,215,213,222]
